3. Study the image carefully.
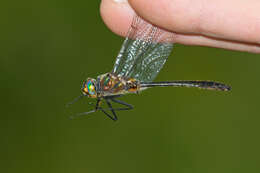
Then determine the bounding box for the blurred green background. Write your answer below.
[1,1,260,173]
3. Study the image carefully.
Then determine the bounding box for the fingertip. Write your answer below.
[100,0,135,37]
[129,0,198,32]
[129,0,260,45]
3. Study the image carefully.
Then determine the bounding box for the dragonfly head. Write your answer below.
[82,78,97,98]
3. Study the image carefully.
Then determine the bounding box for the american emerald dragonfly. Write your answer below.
[69,15,231,121]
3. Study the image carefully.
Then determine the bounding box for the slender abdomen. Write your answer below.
[140,81,231,91]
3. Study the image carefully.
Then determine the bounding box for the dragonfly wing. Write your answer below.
[112,15,175,82]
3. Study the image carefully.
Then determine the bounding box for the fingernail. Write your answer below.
[114,0,128,3]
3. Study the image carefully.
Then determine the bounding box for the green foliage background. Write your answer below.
[1,1,260,173]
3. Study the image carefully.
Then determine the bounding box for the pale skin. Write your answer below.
[100,0,260,53]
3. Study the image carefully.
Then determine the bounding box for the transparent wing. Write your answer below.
[112,15,175,82]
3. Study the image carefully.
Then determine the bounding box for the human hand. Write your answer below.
[100,0,260,53]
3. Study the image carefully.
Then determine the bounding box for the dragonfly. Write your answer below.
[69,15,231,121]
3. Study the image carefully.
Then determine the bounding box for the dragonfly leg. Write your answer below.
[70,99,101,119]
[95,98,101,110]
[99,99,118,121]
[94,98,117,121]
[72,97,133,121]
[99,98,133,121]
[99,108,117,121]
[69,109,96,119]
[74,98,118,121]
[109,98,134,111]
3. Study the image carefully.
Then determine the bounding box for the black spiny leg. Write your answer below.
[110,98,133,111]
[94,98,117,121]
[99,99,118,121]
[70,98,101,119]
[95,98,101,110]
[94,96,134,121]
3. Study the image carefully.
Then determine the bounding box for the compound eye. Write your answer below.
[87,80,96,95]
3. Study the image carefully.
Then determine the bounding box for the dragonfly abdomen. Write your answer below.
[140,81,231,91]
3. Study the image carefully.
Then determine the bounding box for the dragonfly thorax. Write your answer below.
[95,73,141,97]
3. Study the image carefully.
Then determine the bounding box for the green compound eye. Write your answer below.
[87,80,96,95]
